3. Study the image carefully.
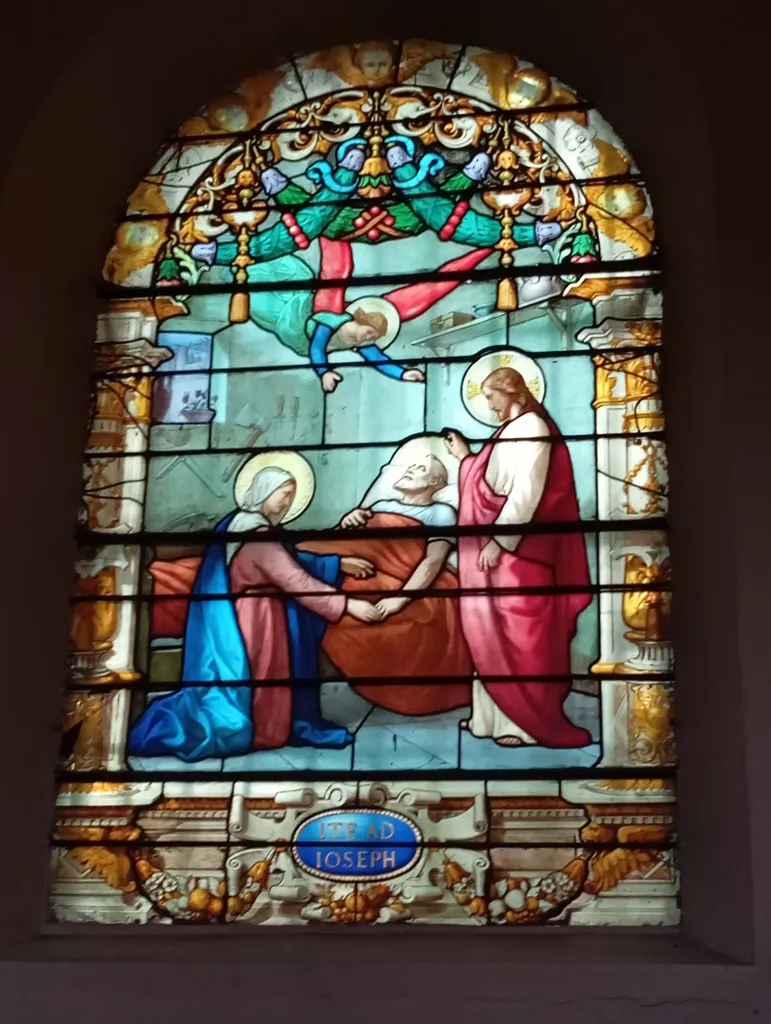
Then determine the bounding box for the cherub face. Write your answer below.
[563,124,592,151]
[356,46,391,81]
[211,104,248,132]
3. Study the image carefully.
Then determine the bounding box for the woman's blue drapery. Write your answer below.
[127,515,340,761]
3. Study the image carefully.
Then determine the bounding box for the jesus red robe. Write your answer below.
[457,410,592,748]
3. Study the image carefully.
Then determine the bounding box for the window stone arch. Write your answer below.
[0,2,757,1007]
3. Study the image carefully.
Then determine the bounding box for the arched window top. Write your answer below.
[105,40,653,293]
[53,40,674,930]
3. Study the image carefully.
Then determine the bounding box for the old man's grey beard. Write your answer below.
[396,477,444,496]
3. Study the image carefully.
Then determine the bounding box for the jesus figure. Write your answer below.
[445,367,592,748]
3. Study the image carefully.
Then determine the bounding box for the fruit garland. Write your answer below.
[130,848,277,922]
[443,853,591,925]
[300,883,411,924]
[63,813,668,924]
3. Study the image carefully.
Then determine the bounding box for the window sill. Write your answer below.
[0,925,743,965]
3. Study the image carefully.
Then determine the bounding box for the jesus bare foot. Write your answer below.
[495,736,524,747]
[459,720,470,730]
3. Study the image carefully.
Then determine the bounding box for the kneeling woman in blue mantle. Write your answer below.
[128,459,378,761]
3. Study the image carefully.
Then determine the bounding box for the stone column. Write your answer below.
[66,300,176,771]
[570,277,673,769]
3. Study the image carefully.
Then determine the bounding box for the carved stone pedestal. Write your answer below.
[568,877,679,926]
[624,631,674,673]
[50,778,679,928]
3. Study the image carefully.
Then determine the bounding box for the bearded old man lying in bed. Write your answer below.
[298,447,472,715]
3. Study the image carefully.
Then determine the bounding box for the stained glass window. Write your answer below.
[52,40,676,927]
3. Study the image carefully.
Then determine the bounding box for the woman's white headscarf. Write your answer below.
[227,466,294,562]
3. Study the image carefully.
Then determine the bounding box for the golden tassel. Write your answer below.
[497,277,518,311]
[230,292,250,323]
[360,155,389,178]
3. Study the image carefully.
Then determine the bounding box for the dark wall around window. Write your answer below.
[0,1,769,1021]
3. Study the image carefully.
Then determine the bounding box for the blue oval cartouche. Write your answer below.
[292,809,421,881]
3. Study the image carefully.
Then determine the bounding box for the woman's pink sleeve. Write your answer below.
[240,542,346,623]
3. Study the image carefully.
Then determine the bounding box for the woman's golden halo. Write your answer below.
[234,450,315,523]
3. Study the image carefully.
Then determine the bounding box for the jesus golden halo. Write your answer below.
[461,348,545,426]
[234,450,315,523]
